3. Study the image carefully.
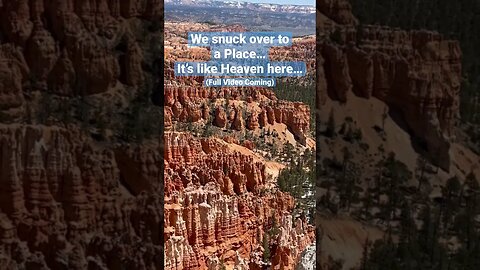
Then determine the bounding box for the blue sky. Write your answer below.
[240,0,315,6]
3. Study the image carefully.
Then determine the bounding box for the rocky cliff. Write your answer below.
[164,132,314,269]
[0,125,164,269]
[164,21,316,269]
[0,0,162,100]
[316,1,479,269]
[164,22,313,146]
[0,0,163,269]
[317,0,462,170]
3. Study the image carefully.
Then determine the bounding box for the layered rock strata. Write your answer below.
[317,1,462,170]
[0,0,161,102]
[0,1,164,268]
[163,132,314,269]
[0,125,163,269]
[164,21,316,269]
[164,22,315,145]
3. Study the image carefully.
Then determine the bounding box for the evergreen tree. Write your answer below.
[326,109,336,138]
[262,233,270,262]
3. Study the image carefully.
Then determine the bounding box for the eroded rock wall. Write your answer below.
[0,125,163,269]
[163,132,313,269]
[317,0,462,170]
[0,0,161,102]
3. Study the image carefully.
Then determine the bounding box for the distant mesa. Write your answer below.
[165,0,316,14]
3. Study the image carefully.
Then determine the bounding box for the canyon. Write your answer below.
[0,0,163,269]
[317,1,462,171]
[2,0,475,269]
[164,21,316,269]
[316,0,480,269]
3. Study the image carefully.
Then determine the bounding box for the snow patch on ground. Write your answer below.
[296,244,315,270]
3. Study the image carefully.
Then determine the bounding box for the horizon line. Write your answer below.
[166,0,315,7]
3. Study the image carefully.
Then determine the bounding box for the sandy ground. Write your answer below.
[320,92,479,185]
[451,143,480,178]
[318,93,480,269]
[318,215,385,270]
[220,138,286,179]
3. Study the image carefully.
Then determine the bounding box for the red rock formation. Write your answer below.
[317,51,328,107]
[214,107,227,128]
[0,44,28,111]
[0,0,164,268]
[164,132,313,268]
[164,23,314,146]
[243,140,254,150]
[164,84,312,144]
[322,43,351,103]
[317,0,357,25]
[0,0,161,98]
[232,108,245,131]
[318,22,462,170]
[125,37,145,88]
[0,125,164,269]
[0,138,27,221]
[115,144,162,194]
[163,21,315,268]
[25,21,57,90]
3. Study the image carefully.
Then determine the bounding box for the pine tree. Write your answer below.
[416,155,428,191]
[219,258,227,270]
[326,109,336,138]
[262,233,270,262]
[361,238,370,270]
